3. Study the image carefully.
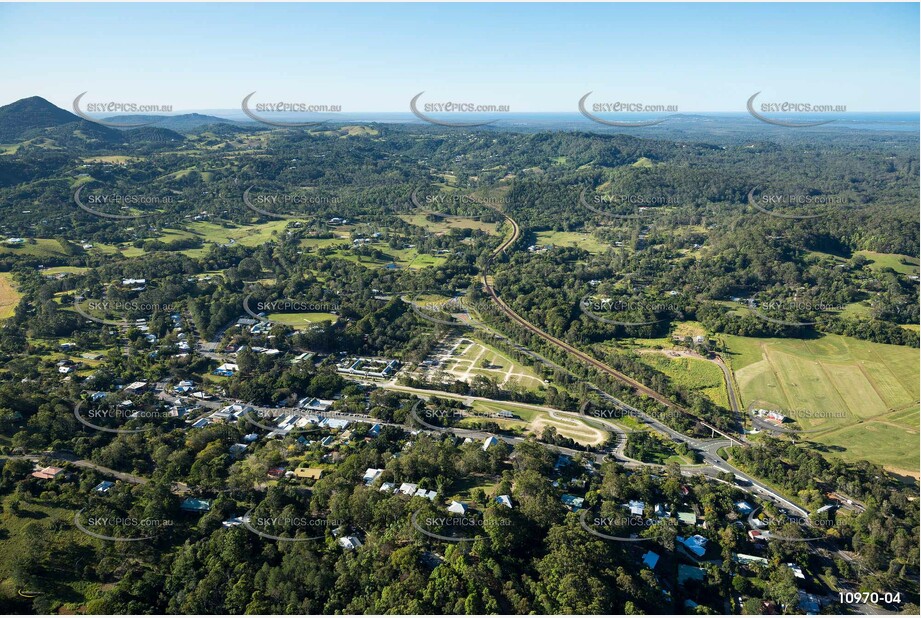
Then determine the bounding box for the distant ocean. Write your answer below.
[195,110,920,133]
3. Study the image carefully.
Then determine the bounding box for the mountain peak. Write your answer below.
[0,95,82,141]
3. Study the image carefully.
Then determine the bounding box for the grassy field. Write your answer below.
[266,312,337,329]
[853,250,920,276]
[399,214,500,235]
[40,266,90,277]
[0,272,21,320]
[88,221,295,259]
[637,352,729,409]
[80,155,142,164]
[534,230,610,254]
[326,244,448,270]
[463,401,606,445]
[0,492,97,612]
[723,333,920,474]
[0,239,71,258]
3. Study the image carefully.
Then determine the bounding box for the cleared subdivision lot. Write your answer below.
[724,333,919,474]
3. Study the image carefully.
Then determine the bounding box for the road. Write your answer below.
[4,451,149,485]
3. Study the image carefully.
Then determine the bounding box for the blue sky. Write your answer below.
[0,2,918,112]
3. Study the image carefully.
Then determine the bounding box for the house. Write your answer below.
[291,352,315,364]
[627,500,645,516]
[748,529,767,542]
[180,498,212,512]
[379,482,396,493]
[787,563,806,579]
[320,436,336,447]
[654,503,670,518]
[190,418,212,429]
[338,535,363,550]
[561,494,584,511]
[229,443,248,457]
[267,467,286,479]
[447,501,468,515]
[735,500,754,515]
[243,433,259,443]
[414,488,437,501]
[678,534,708,557]
[398,483,419,496]
[213,363,239,377]
[211,404,250,422]
[368,423,382,437]
[32,466,65,480]
[174,380,195,394]
[641,550,660,570]
[734,553,769,566]
[58,366,75,374]
[92,480,115,493]
[222,516,245,527]
[320,417,350,430]
[363,468,384,485]
[300,397,333,412]
[124,381,148,394]
[555,454,571,470]
[482,436,500,451]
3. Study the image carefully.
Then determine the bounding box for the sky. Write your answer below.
[0,2,918,113]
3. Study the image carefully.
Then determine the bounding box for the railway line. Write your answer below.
[480,208,742,445]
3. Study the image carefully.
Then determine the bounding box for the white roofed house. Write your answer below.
[299,397,333,412]
[363,468,384,485]
[338,535,363,550]
[482,436,500,451]
[447,500,468,515]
